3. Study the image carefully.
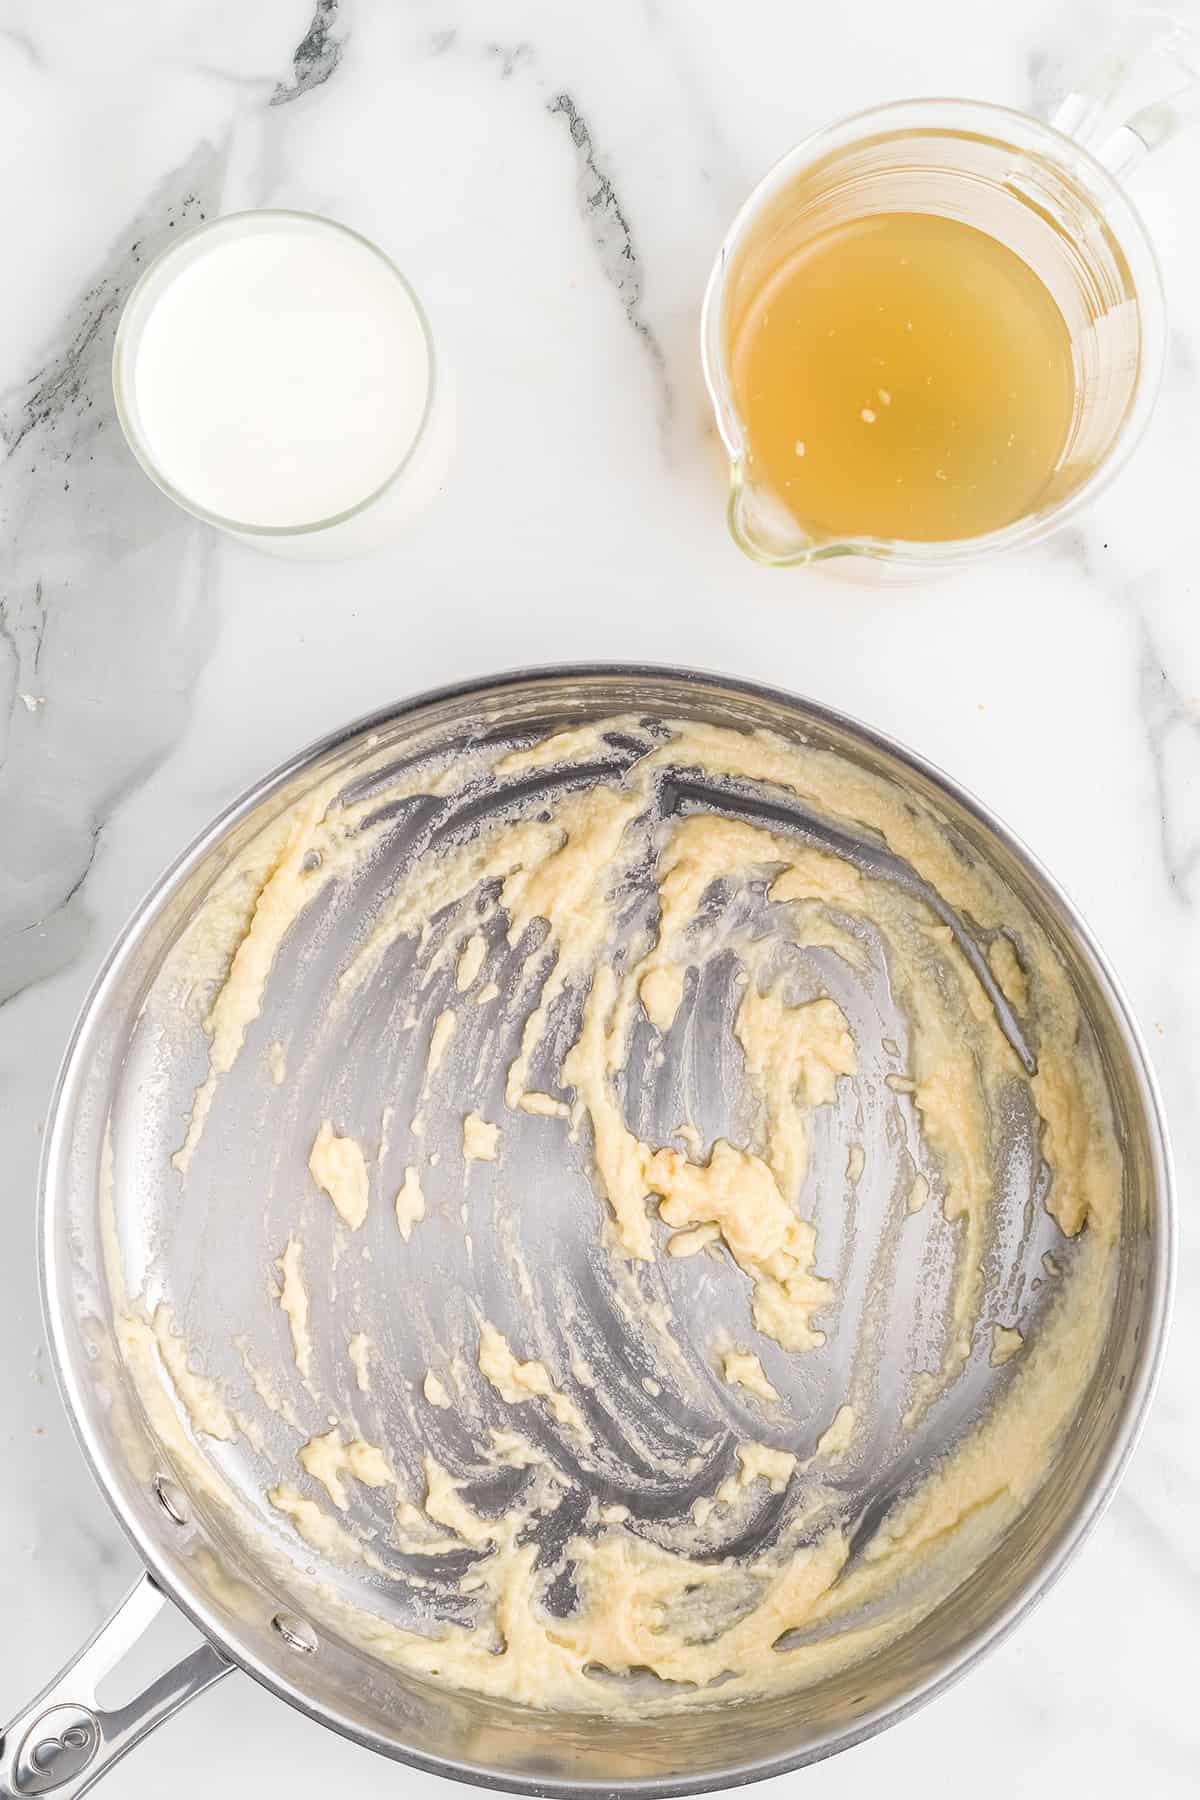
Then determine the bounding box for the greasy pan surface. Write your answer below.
[40,666,1173,1794]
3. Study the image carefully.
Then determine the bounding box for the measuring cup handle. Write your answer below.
[0,1576,233,1799]
[1052,5,1200,176]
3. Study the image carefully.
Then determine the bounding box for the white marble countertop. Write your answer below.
[1,1,1196,1793]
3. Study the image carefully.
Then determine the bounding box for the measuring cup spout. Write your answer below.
[727,468,855,566]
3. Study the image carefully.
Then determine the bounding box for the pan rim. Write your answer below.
[37,660,1176,1796]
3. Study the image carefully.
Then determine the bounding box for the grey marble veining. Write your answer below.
[0,147,224,1004]
[420,24,675,429]
[272,0,344,107]
[545,90,673,428]
[1138,615,1200,905]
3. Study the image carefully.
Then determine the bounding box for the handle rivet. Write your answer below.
[152,1475,190,1526]
[11,1704,100,1795]
[271,1614,318,1654]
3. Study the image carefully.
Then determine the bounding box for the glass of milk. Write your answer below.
[113,210,449,556]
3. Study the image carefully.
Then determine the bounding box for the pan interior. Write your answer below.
[47,670,1161,1792]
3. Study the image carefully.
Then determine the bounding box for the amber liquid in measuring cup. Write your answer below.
[727,210,1079,544]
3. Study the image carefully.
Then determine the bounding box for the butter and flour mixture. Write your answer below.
[111,708,1122,1715]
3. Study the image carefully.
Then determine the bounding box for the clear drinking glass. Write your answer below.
[702,14,1200,571]
[113,211,453,559]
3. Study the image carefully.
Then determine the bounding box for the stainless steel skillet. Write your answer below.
[1,666,1173,1798]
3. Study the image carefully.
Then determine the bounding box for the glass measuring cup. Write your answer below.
[701,16,1200,570]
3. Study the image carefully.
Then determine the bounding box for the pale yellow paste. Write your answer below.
[394,1166,425,1240]
[715,1441,797,1503]
[478,1322,590,1438]
[236,1335,303,1432]
[463,1113,500,1162]
[990,1324,1025,1367]
[298,1427,392,1508]
[268,1484,387,1570]
[348,1332,373,1393]
[723,1347,780,1403]
[427,1008,457,1075]
[276,1238,313,1384]
[308,1122,369,1231]
[142,712,1123,1721]
[812,1404,857,1462]
[120,1305,235,1441]
[988,935,1029,1013]
[908,1173,930,1214]
[666,1221,722,1258]
[456,934,488,992]
[423,1372,452,1408]
[173,774,350,1174]
[517,1090,570,1119]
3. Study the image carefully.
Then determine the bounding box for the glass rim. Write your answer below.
[700,96,1168,567]
[111,207,438,539]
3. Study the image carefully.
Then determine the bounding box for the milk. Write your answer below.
[114,212,445,554]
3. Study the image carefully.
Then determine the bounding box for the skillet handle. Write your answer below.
[0,1575,232,1798]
